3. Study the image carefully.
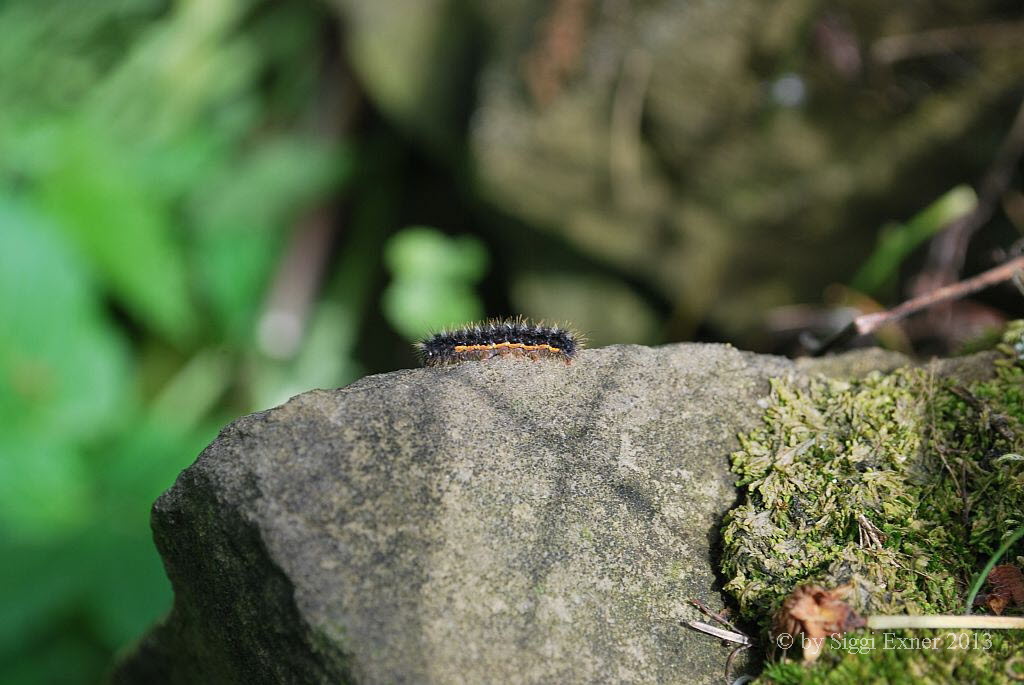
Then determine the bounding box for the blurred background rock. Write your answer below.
[1,0,1023,681]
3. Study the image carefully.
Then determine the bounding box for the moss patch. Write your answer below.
[721,322,1024,681]
[760,631,1024,685]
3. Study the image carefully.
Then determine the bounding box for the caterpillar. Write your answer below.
[416,318,582,367]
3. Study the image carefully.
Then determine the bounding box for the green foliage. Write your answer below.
[382,226,489,340]
[0,1,354,682]
[0,202,130,538]
[850,185,976,297]
[192,136,348,342]
[37,123,198,343]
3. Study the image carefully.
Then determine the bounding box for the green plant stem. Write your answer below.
[964,524,1024,614]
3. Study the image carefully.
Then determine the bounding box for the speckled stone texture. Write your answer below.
[114,343,823,684]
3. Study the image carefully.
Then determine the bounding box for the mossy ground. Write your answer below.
[760,632,1024,685]
[721,322,1024,683]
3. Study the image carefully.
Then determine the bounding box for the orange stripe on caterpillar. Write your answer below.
[416,318,583,367]
[453,342,562,353]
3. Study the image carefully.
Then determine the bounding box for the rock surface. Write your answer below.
[113,343,906,684]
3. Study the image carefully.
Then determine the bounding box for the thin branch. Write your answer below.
[917,97,1024,291]
[257,208,337,359]
[610,49,653,206]
[725,644,752,685]
[872,21,1024,65]
[256,45,356,360]
[810,255,1024,355]
[689,598,741,632]
[685,600,755,684]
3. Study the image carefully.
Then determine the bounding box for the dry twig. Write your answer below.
[872,21,1024,65]
[810,255,1024,355]
[685,598,753,684]
[916,98,1024,295]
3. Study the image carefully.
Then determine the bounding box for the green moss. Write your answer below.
[721,321,1024,681]
[760,630,1024,685]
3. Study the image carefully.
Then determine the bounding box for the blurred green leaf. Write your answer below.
[0,516,176,676]
[0,1,355,682]
[99,422,217,517]
[251,303,363,409]
[0,539,89,657]
[0,527,170,658]
[851,185,977,296]
[191,137,350,341]
[0,2,163,122]
[36,124,197,343]
[382,227,489,340]
[0,436,92,541]
[383,281,486,340]
[86,422,218,646]
[0,627,108,685]
[384,226,488,281]
[79,527,172,648]
[0,201,132,539]
[81,0,253,143]
[0,201,131,440]
[148,349,232,433]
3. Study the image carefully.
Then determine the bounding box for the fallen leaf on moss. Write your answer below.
[772,584,866,662]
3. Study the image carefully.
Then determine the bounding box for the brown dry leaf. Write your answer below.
[987,564,1024,615]
[985,594,1010,616]
[772,584,866,662]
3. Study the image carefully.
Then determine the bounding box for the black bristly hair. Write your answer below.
[415,318,583,367]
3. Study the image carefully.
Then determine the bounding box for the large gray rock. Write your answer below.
[115,343,853,684]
